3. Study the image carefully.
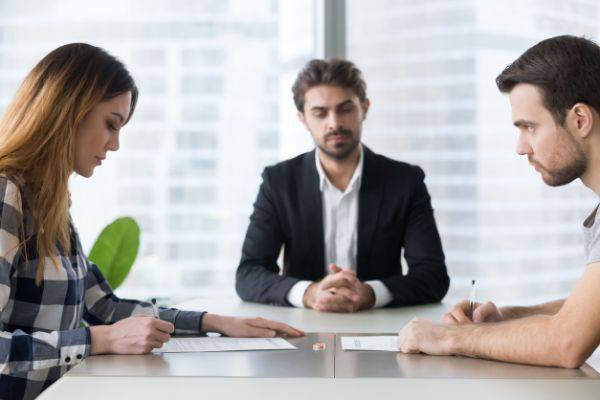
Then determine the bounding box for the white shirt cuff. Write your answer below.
[286,280,312,308]
[365,280,393,309]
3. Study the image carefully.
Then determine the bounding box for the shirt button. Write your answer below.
[65,356,71,363]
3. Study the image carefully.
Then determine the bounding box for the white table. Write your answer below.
[40,299,600,400]
[176,297,449,333]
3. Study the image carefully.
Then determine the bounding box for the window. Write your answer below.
[346,0,598,304]
[0,0,592,305]
[0,0,318,300]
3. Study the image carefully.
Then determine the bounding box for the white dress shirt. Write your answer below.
[286,145,393,309]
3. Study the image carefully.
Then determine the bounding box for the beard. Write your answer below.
[317,128,361,161]
[533,129,587,187]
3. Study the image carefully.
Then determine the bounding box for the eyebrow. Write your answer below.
[310,99,355,112]
[111,112,124,123]
[513,119,537,128]
[336,100,355,109]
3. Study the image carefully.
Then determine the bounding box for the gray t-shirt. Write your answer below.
[583,204,600,264]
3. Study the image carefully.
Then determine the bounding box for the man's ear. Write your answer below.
[361,98,371,120]
[568,103,594,139]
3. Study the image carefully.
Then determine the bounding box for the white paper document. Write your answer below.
[153,337,298,353]
[341,336,398,352]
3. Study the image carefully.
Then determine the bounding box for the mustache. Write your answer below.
[325,129,353,139]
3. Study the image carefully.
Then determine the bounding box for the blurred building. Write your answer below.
[0,0,595,304]
[347,0,598,303]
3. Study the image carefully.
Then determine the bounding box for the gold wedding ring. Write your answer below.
[313,342,326,351]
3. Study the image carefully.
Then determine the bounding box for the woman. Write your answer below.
[0,43,303,400]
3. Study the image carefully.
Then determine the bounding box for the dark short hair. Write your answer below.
[292,59,367,112]
[496,35,600,124]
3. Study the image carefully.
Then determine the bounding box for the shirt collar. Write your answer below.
[315,144,364,193]
[584,203,600,228]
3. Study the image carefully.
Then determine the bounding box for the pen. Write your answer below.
[151,298,160,319]
[468,280,476,320]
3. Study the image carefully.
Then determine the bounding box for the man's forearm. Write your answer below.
[235,263,299,305]
[449,313,579,368]
[501,298,565,320]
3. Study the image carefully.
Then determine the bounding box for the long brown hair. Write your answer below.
[0,43,138,282]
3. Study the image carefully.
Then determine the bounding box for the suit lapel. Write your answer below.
[301,151,325,280]
[357,146,384,280]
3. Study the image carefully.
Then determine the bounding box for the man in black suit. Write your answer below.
[235,59,449,312]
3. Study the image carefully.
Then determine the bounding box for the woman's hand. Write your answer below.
[202,314,304,338]
[90,316,175,355]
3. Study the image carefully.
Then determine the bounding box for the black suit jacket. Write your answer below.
[235,146,449,307]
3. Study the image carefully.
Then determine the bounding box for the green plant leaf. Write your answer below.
[89,216,140,290]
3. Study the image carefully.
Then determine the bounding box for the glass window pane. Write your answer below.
[346,0,598,304]
[0,0,318,300]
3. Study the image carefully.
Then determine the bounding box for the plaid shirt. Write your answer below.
[0,176,205,400]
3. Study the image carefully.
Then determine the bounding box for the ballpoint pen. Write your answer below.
[468,280,476,320]
[151,298,160,319]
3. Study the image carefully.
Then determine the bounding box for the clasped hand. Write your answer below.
[303,264,375,312]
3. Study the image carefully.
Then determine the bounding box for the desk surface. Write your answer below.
[174,298,448,333]
[335,333,600,379]
[68,333,334,378]
[40,299,600,400]
[66,331,600,381]
[41,377,600,400]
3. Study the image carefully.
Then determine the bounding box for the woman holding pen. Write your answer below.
[0,43,302,400]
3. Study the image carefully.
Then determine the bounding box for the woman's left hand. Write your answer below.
[202,314,304,338]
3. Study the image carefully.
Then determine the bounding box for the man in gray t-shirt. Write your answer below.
[395,35,600,368]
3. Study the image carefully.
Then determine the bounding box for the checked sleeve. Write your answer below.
[0,177,90,374]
